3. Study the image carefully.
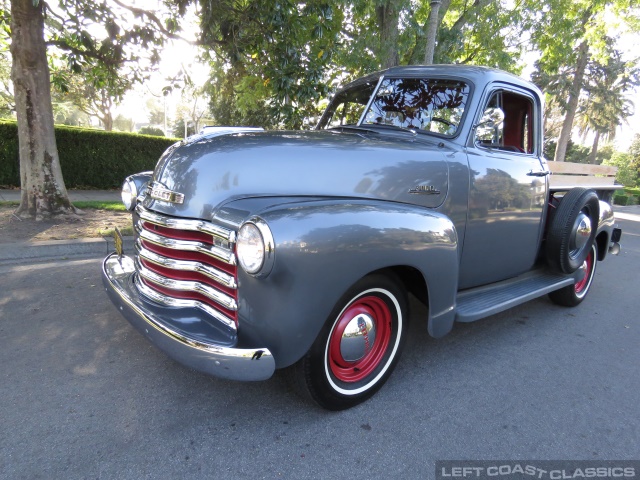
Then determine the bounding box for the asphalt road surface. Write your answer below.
[1,212,639,479]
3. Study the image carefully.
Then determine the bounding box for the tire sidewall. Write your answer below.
[575,243,597,301]
[305,274,408,409]
[547,188,600,274]
[548,243,598,307]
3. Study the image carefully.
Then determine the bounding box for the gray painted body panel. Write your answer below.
[147,130,452,218]
[459,148,547,288]
[226,198,459,367]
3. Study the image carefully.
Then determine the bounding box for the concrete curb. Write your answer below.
[0,236,135,266]
[0,189,121,203]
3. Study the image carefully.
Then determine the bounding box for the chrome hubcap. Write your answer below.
[570,212,592,254]
[575,259,588,283]
[340,313,377,362]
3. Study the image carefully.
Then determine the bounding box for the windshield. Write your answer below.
[362,78,470,136]
[318,76,470,137]
[317,79,378,129]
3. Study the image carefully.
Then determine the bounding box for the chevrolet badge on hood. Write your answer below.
[149,183,185,204]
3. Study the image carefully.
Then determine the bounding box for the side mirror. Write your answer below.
[475,107,504,142]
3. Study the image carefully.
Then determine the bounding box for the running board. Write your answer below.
[455,270,575,323]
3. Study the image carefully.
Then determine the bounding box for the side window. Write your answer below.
[475,90,535,154]
[327,101,368,128]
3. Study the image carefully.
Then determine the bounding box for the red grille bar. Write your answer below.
[135,208,238,327]
[139,257,237,298]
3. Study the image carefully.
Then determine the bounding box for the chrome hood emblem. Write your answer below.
[408,184,441,195]
[149,182,185,204]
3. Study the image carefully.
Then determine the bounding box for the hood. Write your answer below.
[145,130,451,221]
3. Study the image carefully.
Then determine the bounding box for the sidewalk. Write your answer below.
[0,189,129,265]
[0,189,120,203]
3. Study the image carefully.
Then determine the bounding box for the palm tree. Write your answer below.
[576,47,638,164]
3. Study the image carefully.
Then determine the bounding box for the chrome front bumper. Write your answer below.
[102,253,275,381]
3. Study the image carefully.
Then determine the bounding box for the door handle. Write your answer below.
[527,170,550,177]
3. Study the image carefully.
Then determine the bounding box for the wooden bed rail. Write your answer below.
[547,161,621,190]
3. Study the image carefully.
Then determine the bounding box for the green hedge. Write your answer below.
[613,194,629,206]
[0,120,179,189]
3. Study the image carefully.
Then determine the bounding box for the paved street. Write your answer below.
[1,212,639,479]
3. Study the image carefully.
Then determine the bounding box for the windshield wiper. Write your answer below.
[326,125,381,135]
[363,123,419,135]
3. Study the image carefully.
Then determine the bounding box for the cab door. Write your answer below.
[458,85,548,289]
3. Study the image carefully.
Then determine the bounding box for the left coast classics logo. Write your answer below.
[149,182,185,204]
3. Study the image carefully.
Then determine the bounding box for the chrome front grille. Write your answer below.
[134,205,238,331]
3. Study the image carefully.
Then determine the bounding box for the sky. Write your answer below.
[115,1,209,130]
[116,37,209,127]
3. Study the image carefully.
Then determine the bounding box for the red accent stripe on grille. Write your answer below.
[137,214,238,326]
[140,277,238,320]
[141,239,236,276]
[140,257,237,298]
[141,221,216,245]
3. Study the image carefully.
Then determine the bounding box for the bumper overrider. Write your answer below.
[102,253,275,381]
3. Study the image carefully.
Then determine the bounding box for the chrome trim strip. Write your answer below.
[136,243,237,290]
[136,259,238,312]
[139,228,236,265]
[102,254,275,381]
[134,275,237,331]
[240,217,276,278]
[137,204,236,243]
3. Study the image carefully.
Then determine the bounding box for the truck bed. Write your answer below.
[547,161,621,191]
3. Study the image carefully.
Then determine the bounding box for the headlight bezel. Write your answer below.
[236,217,275,278]
[121,172,153,211]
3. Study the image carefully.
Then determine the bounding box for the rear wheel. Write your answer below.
[548,243,597,307]
[287,274,408,410]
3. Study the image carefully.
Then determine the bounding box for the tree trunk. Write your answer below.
[587,130,600,164]
[554,41,589,163]
[10,0,76,219]
[103,114,113,131]
[100,89,114,131]
[376,1,400,69]
[424,0,442,64]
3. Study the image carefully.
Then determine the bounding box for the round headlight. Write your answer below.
[121,179,138,211]
[236,219,275,277]
[237,223,265,274]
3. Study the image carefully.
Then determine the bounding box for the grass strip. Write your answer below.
[0,200,125,210]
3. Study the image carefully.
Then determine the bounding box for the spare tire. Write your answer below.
[546,188,599,274]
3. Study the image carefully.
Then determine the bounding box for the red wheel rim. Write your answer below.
[575,248,594,294]
[327,295,393,383]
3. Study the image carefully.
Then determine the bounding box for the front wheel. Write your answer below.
[548,243,597,307]
[287,274,408,410]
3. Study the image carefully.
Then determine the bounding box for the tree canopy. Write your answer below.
[2,0,640,218]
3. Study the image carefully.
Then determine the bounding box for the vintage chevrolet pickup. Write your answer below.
[102,65,622,410]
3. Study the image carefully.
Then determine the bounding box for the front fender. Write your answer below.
[228,198,459,368]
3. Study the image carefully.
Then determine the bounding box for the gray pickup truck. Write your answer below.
[102,65,622,410]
